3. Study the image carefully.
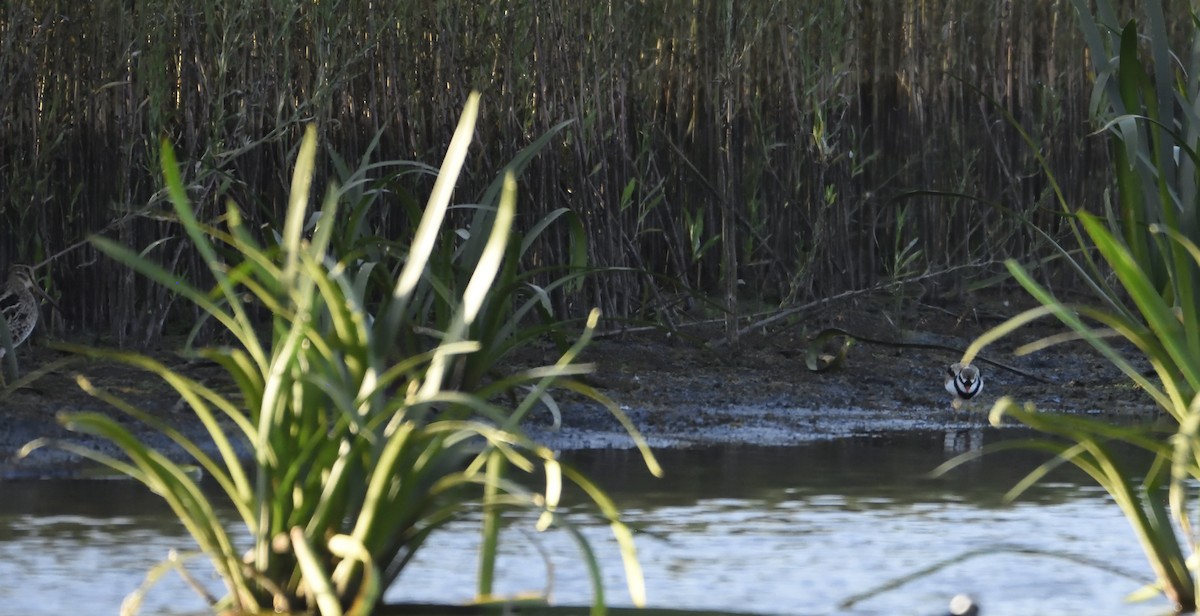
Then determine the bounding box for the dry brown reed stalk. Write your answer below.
[0,0,1181,342]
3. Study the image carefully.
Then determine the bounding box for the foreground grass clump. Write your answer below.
[23,93,659,615]
[942,1,1200,611]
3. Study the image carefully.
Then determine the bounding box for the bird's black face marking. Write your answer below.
[946,363,983,403]
[954,372,981,399]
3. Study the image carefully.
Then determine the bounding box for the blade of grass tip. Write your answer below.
[519,207,569,258]
[463,172,516,325]
[304,439,361,540]
[536,457,562,531]
[537,391,563,431]
[283,124,319,286]
[1003,440,1094,502]
[563,465,646,608]
[328,534,380,616]
[89,237,233,322]
[289,527,344,616]
[496,307,599,431]
[447,420,540,477]
[566,309,662,478]
[559,380,663,479]
[466,118,576,261]
[119,550,221,616]
[19,436,144,480]
[119,554,188,616]
[1059,307,1173,411]
[929,432,1072,480]
[384,92,480,341]
[959,289,1062,367]
[1008,301,1167,401]
[157,142,236,304]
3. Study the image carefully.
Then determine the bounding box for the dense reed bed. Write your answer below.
[0,1,1186,343]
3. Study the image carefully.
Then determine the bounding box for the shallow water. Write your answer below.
[0,429,1175,615]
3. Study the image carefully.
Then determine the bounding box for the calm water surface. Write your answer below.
[0,429,1174,615]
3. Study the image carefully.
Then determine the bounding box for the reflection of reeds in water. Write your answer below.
[0,1,1179,338]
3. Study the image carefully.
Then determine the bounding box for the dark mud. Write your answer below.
[0,295,1160,478]
[520,294,1158,450]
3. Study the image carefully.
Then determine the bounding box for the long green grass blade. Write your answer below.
[290,527,344,616]
[1082,214,1200,387]
[158,140,265,369]
[477,448,504,599]
[283,125,320,286]
[384,93,481,340]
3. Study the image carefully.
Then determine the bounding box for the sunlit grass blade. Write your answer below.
[383,92,480,340]
[290,527,344,616]
[282,125,319,285]
[563,464,647,608]
[419,169,515,400]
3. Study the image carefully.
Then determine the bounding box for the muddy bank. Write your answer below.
[0,296,1161,478]
[527,295,1159,447]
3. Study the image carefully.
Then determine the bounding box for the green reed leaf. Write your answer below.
[385,93,480,338]
[282,125,319,286]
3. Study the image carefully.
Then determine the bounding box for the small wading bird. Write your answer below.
[945,362,983,411]
[0,264,55,359]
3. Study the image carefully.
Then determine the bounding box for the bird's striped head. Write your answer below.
[7,264,35,290]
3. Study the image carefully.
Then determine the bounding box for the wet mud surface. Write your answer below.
[0,295,1161,478]
[525,294,1159,449]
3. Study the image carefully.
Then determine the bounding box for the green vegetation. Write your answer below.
[23,94,659,615]
[2,1,1187,339]
[12,0,1200,612]
[940,1,1200,610]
